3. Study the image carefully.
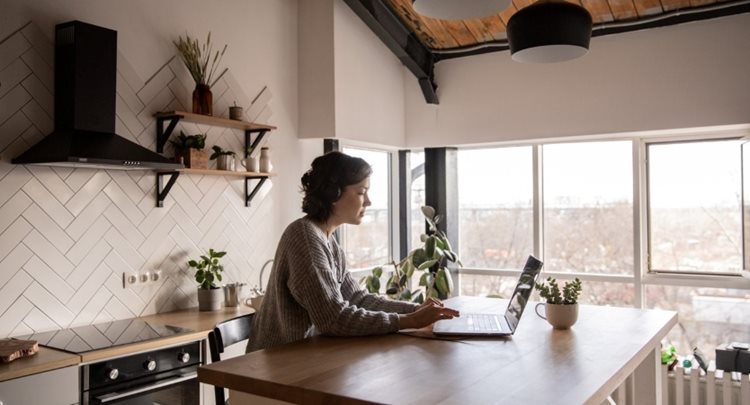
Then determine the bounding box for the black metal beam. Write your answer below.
[424,147,458,259]
[343,0,438,104]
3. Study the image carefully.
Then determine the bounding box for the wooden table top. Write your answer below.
[199,296,677,405]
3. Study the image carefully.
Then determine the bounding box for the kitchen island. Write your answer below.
[199,296,677,405]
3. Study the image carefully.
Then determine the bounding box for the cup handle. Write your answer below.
[534,302,547,320]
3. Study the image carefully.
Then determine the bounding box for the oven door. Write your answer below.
[85,371,199,405]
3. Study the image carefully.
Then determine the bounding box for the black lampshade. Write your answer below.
[507,0,593,63]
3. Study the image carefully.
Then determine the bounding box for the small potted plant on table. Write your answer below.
[188,248,226,311]
[534,277,583,329]
[170,131,207,169]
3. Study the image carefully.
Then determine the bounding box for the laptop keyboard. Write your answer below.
[467,313,501,332]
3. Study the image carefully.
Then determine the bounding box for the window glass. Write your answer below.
[458,147,534,270]
[341,147,390,270]
[645,284,750,361]
[543,141,633,275]
[648,139,742,274]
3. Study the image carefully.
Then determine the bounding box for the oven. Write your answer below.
[81,341,202,404]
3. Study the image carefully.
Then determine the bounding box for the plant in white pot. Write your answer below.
[534,277,583,329]
[188,248,226,311]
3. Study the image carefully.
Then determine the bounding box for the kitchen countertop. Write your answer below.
[0,305,254,381]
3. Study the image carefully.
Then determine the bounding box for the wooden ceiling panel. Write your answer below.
[386,0,746,51]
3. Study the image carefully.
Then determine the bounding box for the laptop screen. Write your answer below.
[505,255,544,331]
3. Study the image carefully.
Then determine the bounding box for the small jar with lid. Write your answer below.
[259,147,273,173]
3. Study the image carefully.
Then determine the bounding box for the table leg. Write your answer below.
[632,347,662,405]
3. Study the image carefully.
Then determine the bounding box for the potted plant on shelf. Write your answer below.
[210,145,236,171]
[174,32,228,116]
[534,277,583,329]
[188,248,226,311]
[170,131,207,169]
[361,206,461,303]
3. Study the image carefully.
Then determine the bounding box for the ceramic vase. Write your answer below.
[197,287,223,311]
[192,84,213,116]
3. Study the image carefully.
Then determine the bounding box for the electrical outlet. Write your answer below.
[123,272,138,288]
[140,271,150,283]
[151,270,162,282]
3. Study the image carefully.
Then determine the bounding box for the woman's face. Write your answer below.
[330,177,371,226]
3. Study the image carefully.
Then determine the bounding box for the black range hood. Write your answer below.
[13,21,181,170]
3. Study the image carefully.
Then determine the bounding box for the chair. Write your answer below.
[207,314,255,405]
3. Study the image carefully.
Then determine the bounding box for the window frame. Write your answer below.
[338,142,399,277]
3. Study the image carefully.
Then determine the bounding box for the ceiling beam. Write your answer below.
[343,0,439,104]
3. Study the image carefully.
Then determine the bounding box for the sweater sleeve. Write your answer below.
[286,226,402,336]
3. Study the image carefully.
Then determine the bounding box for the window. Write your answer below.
[647,139,742,274]
[340,147,391,270]
[450,132,750,361]
[543,141,633,275]
[457,147,534,272]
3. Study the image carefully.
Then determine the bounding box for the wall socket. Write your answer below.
[122,270,162,288]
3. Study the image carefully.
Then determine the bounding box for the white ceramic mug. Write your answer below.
[240,157,259,172]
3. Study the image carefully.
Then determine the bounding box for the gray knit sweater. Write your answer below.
[246,217,419,352]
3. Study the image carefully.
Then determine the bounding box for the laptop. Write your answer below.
[432,255,543,336]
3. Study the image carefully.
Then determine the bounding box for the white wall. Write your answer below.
[0,0,305,336]
[333,0,406,147]
[405,13,750,147]
[297,0,406,147]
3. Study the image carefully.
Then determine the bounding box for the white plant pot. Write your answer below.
[197,287,223,311]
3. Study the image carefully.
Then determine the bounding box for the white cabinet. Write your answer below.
[0,365,79,404]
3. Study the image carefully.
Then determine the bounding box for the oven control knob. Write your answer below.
[106,368,119,380]
[177,352,190,363]
[144,359,157,371]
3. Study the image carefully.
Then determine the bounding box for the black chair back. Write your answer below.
[207,314,254,404]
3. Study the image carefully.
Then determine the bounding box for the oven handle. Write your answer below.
[92,372,198,403]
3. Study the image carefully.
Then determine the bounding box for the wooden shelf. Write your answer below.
[154,111,276,131]
[153,111,276,208]
[178,168,276,178]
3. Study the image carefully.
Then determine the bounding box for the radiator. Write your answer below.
[661,363,750,405]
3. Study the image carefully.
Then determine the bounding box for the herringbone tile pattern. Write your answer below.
[0,22,276,337]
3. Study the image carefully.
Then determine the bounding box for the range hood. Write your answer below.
[13,21,181,170]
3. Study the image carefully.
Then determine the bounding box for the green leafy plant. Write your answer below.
[188,248,226,289]
[535,277,582,305]
[174,32,228,87]
[209,145,235,160]
[170,131,206,154]
[361,206,461,303]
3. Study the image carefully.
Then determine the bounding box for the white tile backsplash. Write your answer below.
[0,22,274,337]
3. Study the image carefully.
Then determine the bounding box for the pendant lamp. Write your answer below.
[412,0,512,20]
[507,0,593,63]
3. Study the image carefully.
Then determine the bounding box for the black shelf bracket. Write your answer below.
[245,177,267,207]
[156,116,181,153]
[156,171,180,207]
[244,129,269,157]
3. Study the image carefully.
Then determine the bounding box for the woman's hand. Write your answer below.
[399,298,460,330]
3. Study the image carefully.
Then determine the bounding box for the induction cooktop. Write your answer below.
[23,318,192,354]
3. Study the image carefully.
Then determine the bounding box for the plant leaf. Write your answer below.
[372,266,383,278]
[421,205,435,219]
[417,259,438,270]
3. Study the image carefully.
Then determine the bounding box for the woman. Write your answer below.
[247,151,459,352]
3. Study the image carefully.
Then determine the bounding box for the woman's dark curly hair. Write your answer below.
[301,151,372,222]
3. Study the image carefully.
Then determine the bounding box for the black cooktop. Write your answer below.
[23,318,192,354]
